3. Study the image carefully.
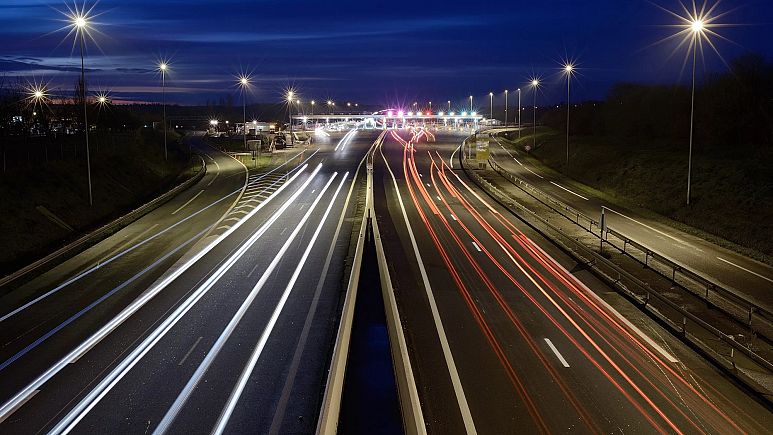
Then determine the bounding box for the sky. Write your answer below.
[2,0,772,107]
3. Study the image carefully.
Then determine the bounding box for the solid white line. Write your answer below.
[211,174,347,435]
[544,338,570,368]
[514,158,523,166]
[380,146,477,434]
[178,337,203,366]
[604,207,684,244]
[716,257,773,284]
[524,166,544,178]
[171,190,205,215]
[450,143,462,168]
[156,173,340,435]
[550,182,588,201]
[38,166,319,434]
[471,241,482,252]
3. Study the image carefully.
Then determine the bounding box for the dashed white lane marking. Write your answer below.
[171,190,205,215]
[246,261,261,278]
[207,160,221,187]
[514,158,523,166]
[550,182,589,200]
[280,227,287,236]
[471,241,482,252]
[436,195,442,201]
[450,214,457,221]
[178,337,203,366]
[716,257,773,284]
[544,338,570,368]
[526,239,679,364]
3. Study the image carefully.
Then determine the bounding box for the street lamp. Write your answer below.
[158,61,169,161]
[311,100,315,116]
[469,95,473,112]
[530,78,541,151]
[327,100,333,115]
[489,92,493,120]
[563,62,575,167]
[65,7,96,205]
[287,90,295,145]
[447,100,451,112]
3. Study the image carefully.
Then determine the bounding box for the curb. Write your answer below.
[0,154,207,290]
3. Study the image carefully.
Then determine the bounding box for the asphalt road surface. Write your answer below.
[372,128,773,434]
[0,129,377,434]
[486,130,773,309]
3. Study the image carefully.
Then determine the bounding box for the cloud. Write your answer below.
[0,58,100,74]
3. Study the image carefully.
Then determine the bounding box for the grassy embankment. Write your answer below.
[0,129,193,275]
[498,127,773,262]
[202,135,273,169]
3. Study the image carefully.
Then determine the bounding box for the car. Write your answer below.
[273,134,286,149]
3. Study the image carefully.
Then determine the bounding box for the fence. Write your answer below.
[487,156,773,334]
[463,153,773,401]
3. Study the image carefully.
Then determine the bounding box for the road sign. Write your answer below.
[476,139,490,161]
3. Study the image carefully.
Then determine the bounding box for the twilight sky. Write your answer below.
[2,0,772,107]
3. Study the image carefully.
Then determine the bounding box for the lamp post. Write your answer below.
[447,100,451,113]
[564,63,574,167]
[158,62,168,161]
[504,90,509,126]
[287,91,294,146]
[686,19,703,205]
[311,100,315,117]
[489,92,493,120]
[238,75,250,153]
[517,88,522,139]
[469,95,473,113]
[72,14,94,205]
[531,78,540,151]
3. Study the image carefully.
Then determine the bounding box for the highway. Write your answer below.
[372,128,773,434]
[0,129,378,433]
[486,130,773,309]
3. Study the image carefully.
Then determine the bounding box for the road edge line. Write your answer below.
[369,157,427,435]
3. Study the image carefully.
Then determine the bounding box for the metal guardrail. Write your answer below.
[0,154,207,290]
[487,156,773,333]
[462,158,773,397]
